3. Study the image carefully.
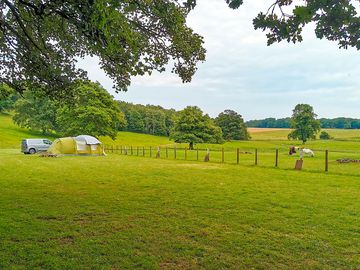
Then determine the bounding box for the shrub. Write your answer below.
[320,131,332,140]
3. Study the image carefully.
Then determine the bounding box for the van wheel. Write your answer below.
[29,148,36,154]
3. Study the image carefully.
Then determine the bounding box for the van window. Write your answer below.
[43,140,52,145]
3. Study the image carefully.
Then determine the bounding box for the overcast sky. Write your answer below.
[78,0,360,121]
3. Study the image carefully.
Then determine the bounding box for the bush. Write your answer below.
[320,131,332,140]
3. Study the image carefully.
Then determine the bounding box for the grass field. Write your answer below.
[1,114,360,269]
[1,151,359,269]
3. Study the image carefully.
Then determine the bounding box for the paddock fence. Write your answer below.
[103,145,360,176]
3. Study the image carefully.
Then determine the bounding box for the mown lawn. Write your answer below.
[0,150,359,269]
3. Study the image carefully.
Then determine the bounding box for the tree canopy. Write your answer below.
[0,83,17,113]
[56,81,126,139]
[215,110,250,140]
[13,80,126,138]
[288,104,320,143]
[227,0,360,50]
[1,1,358,98]
[170,106,223,149]
[0,0,205,96]
[118,101,176,136]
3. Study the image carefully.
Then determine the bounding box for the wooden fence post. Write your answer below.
[204,148,210,162]
[174,146,177,159]
[120,146,123,155]
[150,146,152,157]
[156,146,160,158]
[143,146,145,157]
[237,148,240,164]
[111,145,114,153]
[131,146,133,155]
[197,148,199,161]
[222,147,224,163]
[325,150,328,172]
[185,147,187,160]
[255,149,258,165]
[275,149,279,167]
[137,146,139,156]
[166,147,168,158]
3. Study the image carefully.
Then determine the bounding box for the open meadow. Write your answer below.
[1,114,360,269]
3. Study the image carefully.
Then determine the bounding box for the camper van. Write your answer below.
[21,139,52,154]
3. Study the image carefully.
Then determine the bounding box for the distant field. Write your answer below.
[248,127,360,141]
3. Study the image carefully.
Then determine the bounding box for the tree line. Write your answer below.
[247,117,360,129]
[0,82,250,147]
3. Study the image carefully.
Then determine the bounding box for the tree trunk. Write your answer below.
[189,142,194,150]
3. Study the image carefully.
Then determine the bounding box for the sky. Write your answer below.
[78,0,360,121]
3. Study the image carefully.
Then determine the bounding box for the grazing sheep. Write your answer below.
[300,148,315,157]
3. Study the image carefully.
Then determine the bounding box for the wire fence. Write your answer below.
[104,145,360,176]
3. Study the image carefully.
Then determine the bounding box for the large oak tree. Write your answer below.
[288,103,321,144]
[170,106,223,149]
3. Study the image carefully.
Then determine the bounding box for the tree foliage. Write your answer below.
[246,117,291,128]
[0,83,17,112]
[13,81,126,138]
[215,110,250,140]
[0,1,205,96]
[118,102,176,136]
[170,106,223,149]
[0,1,357,99]
[227,0,360,50]
[288,104,320,143]
[13,90,58,134]
[247,117,360,129]
[56,81,126,139]
[319,130,331,140]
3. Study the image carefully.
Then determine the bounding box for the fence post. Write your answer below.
[325,150,328,172]
[111,145,114,153]
[222,147,224,163]
[174,146,177,159]
[255,149,258,165]
[275,149,278,167]
[137,146,139,156]
[150,146,152,157]
[131,146,133,155]
[166,147,168,158]
[204,148,210,162]
[185,147,187,160]
[197,148,199,161]
[120,146,123,155]
[143,146,145,157]
[237,148,240,164]
[156,146,160,158]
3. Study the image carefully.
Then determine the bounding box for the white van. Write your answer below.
[21,139,52,154]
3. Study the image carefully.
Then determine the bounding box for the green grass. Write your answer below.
[1,115,360,268]
[0,151,359,269]
[0,113,56,149]
[100,131,172,147]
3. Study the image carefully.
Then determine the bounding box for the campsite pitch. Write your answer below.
[0,151,359,269]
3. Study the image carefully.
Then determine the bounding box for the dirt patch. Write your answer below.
[176,163,222,169]
[59,235,75,245]
[36,215,65,221]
